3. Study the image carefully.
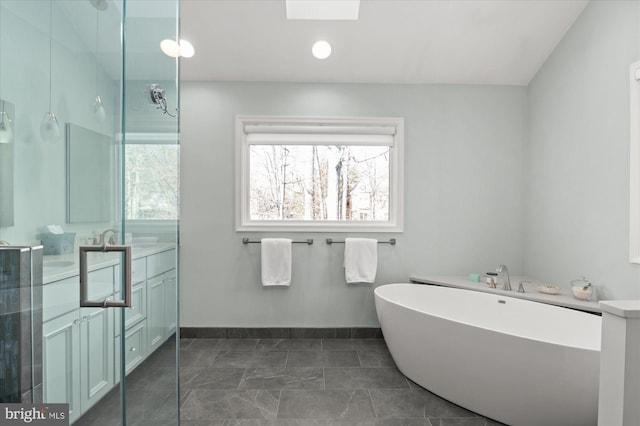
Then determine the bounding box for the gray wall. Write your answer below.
[180,82,527,327]
[526,0,640,300]
[181,0,640,328]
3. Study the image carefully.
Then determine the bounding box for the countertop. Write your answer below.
[599,300,640,318]
[42,243,176,284]
[410,275,602,314]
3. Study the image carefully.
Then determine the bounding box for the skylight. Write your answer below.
[286,0,360,20]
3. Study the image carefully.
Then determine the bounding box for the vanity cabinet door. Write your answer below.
[43,310,81,423]
[147,274,166,354]
[164,270,177,337]
[79,307,114,412]
[125,282,147,330]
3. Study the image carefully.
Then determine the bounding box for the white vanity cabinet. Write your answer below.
[42,246,176,424]
[42,267,116,423]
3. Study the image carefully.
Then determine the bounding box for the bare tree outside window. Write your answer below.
[125,144,179,220]
[249,145,389,221]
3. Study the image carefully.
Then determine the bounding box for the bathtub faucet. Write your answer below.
[496,264,511,291]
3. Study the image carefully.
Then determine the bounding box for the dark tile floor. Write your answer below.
[78,338,506,426]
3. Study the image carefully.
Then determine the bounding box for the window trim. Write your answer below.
[236,115,404,233]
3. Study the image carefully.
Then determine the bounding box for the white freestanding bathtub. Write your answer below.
[374,283,601,426]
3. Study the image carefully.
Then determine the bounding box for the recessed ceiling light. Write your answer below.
[312,40,332,59]
[179,40,195,58]
[160,39,181,57]
[287,0,360,20]
[160,39,195,58]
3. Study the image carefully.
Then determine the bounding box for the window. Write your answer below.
[124,133,179,221]
[236,116,404,232]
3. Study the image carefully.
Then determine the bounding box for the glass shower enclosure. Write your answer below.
[0,1,180,425]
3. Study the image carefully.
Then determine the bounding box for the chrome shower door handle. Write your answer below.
[79,244,132,308]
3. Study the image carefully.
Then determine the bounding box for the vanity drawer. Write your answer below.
[146,249,176,278]
[43,267,114,321]
[132,258,146,284]
[87,267,115,300]
[43,277,79,321]
[124,321,146,374]
[125,282,146,328]
[113,282,146,337]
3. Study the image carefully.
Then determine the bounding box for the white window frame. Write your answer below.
[630,61,640,263]
[236,115,404,232]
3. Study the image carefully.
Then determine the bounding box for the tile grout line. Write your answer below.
[238,367,247,391]
[367,389,379,419]
[275,388,283,420]
[323,367,326,391]
[356,349,363,367]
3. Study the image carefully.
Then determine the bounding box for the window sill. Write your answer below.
[125,220,179,234]
[236,220,403,233]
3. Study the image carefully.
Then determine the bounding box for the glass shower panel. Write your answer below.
[121,1,180,425]
[0,0,180,424]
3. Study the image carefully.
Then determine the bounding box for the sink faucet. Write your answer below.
[97,229,117,245]
[496,264,511,291]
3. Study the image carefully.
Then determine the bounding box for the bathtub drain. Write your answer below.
[498,300,506,304]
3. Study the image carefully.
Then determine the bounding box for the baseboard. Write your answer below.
[180,327,383,339]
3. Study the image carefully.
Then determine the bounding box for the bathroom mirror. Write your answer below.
[0,100,15,227]
[66,123,112,223]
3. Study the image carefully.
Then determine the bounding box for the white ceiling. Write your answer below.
[180,0,589,85]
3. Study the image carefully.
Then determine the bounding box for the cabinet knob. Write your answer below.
[73,319,79,325]
[130,347,136,352]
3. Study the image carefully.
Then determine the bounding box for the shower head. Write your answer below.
[147,84,177,118]
[90,0,108,11]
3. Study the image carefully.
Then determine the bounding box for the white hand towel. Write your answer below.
[344,238,378,284]
[261,238,292,286]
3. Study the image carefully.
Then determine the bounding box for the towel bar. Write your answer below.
[326,238,396,245]
[242,238,313,245]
